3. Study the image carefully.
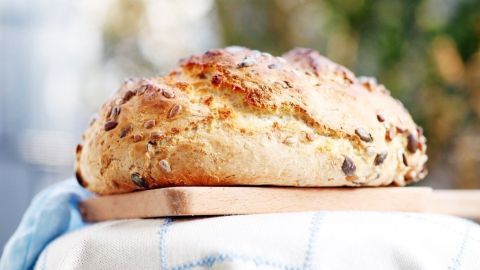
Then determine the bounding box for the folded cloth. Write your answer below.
[0,179,92,270]
[37,213,480,269]
[3,179,480,270]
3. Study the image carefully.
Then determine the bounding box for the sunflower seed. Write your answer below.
[342,156,356,176]
[144,119,156,129]
[76,144,82,154]
[205,49,221,56]
[104,121,118,131]
[146,141,156,152]
[114,98,123,106]
[407,133,418,153]
[355,128,373,142]
[144,89,157,99]
[386,127,395,141]
[119,125,132,138]
[138,84,149,94]
[377,114,385,122]
[110,106,121,120]
[75,171,87,188]
[261,52,272,58]
[159,159,172,173]
[358,76,376,91]
[374,152,388,165]
[131,173,148,188]
[162,89,175,99]
[238,58,256,68]
[283,80,293,88]
[268,63,280,69]
[132,134,143,142]
[168,104,182,118]
[402,153,408,166]
[123,90,136,102]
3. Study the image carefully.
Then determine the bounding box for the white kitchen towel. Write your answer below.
[35,211,480,270]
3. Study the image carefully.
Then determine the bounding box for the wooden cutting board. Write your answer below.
[80,187,480,222]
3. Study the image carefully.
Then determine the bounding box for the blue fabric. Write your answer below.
[0,179,91,270]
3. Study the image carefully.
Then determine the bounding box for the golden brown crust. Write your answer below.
[75,47,428,195]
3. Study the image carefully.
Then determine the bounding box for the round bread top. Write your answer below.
[75,47,428,195]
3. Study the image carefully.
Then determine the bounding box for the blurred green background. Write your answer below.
[1,0,479,250]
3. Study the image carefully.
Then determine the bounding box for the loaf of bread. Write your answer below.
[75,47,428,195]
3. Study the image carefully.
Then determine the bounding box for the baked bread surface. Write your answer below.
[76,47,428,195]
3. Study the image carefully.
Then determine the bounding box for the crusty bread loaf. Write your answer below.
[75,47,428,195]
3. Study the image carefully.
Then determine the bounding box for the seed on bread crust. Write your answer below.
[111,106,121,120]
[75,170,87,188]
[283,80,293,88]
[131,134,143,142]
[146,141,156,152]
[402,153,408,166]
[119,125,132,138]
[374,152,388,165]
[168,104,182,118]
[159,159,172,173]
[355,128,373,142]
[268,63,281,69]
[123,90,136,102]
[144,120,156,129]
[238,58,256,68]
[377,114,385,122]
[104,121,118,131]
[386,127,395,141]
[284,137,296,145]
[162,89,175,99]
[407,133,418,153]
[131,173,148,188]
[76,144,83,154]
[342,156,356,176]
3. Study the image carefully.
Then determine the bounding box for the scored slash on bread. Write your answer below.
[75,47,428,195]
